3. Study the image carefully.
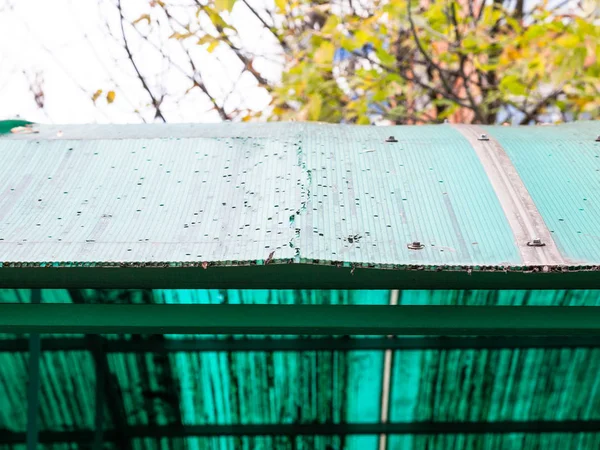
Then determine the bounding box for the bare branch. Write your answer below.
[448,1,486,123]
[407,0,457,98]
[241,0,289,51]
[519,87,564,125]
[159,4,232,120]
[116,0,167,122]
[192,0,269,86]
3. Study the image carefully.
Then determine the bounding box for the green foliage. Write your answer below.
[260,0,600,124]
[137,0,600,124]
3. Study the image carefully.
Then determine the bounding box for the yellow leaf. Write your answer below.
[354,29,370,46]
[275,0,286,13]
[207,40,219,53]
[555,34,581,49]
[462,36,479,50]
[308,94,322,121]
[197,35,215,45]
[133,14,151,25]
[215,0,236,12]
[106,91,116,104]
[169,31,194,40]
[341,37,360,52]
[321,15,340,35]
[314,41,335,65]
[500,75,527,96]
[91,89,103,103]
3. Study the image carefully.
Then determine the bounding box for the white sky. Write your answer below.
[0,0,593,125]
[0,0,279,124]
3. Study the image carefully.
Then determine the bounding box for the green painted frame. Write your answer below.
[1,265,599,289]
[3,304,600,335]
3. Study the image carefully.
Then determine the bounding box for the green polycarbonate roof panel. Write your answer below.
[1,122,600,289]
[296,124,519,265]
[484,123,600,264]
[0,122,518,266]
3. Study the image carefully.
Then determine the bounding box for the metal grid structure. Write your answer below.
[3,289,600,450]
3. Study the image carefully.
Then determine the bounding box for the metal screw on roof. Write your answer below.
[478,134,489,141]
[385,136,398,143]
[595,135,600,142]
[407,241,425,250]
[527,238,546,247]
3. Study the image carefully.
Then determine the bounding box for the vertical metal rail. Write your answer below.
[378,289,399,450]
[26,289,42,450]
[93,336,105,450]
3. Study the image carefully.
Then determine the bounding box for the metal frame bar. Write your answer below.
[92,338,105,450]
[3,304,600,335]
[26,289,41,450]
[2,420,600,444]
[379,289,399,450]
[3,335,600,353]
[68,290,134,450]
[3,265,600,290]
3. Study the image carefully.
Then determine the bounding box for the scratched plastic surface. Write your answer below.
[296,123,520,266]
[0,123,523,267]
[485,122,600,265]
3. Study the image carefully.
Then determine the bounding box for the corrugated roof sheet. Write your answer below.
[2,289,600,449]
[0,122,599,288]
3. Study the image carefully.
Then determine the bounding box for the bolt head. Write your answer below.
[596,135,600,142]
[527,238,546,247]
[385,136,398,143]
[478,134,489,141]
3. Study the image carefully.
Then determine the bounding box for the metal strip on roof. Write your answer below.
[453,124,564,266]
[484,122,600,265]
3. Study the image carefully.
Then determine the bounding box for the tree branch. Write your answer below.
[448,1,486,123]
[241,0,289,51]
[519,88,564,125]
[116,0,166,122]
[407,0,458,102]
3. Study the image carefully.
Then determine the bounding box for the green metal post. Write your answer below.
[26,289,41,450]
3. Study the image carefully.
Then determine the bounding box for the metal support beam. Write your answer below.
[379,289,399,450]
[3,335,600,353]
[3,304,600,335]
[89,336,133,450]
[67,290,133,450]
[92,337,105,450]
[2,420,600,444]
[26,289,41,450]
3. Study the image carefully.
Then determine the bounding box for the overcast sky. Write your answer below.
[0,0,279,124]
[0,0,593,125]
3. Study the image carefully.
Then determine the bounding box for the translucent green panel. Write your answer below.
[486,122,600,265]
[396,290,600,306]
[0,353,27,431]
[110,350,383,427]
[297,124,521,265]
[389,433,600,449]
[390,348,600,423]
[132,436,345,450]
[38,352,98,431]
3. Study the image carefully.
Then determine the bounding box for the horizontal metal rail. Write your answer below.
[3,304,600,335]
[2,335,600,353]
[2,420,600,444]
